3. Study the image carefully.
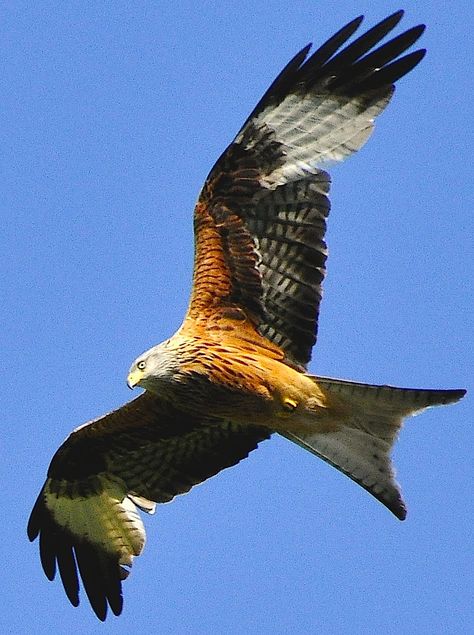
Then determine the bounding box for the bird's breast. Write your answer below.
[145,336,328,428]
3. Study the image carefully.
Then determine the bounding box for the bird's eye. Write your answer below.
[137,360,146,370]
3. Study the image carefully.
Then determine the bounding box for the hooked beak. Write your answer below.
[127,369,144,390]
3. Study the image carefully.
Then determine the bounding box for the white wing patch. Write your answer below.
[239,90,392,188]
[44,475,146,567]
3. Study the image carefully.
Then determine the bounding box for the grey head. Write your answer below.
[127,340,180,392]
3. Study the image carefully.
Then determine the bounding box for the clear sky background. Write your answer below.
[2,2,472,634]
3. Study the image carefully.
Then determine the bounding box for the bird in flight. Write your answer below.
[28,10,465,621]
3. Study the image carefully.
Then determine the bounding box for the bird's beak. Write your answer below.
[127,369,143,390]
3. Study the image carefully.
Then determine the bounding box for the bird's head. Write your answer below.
[127,341,179,391]
[126,358,149,390]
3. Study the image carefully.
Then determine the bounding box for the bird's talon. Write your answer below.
[282,397,298,413]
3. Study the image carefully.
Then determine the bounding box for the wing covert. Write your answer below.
[185,11,425,367]
[28,393,270,620]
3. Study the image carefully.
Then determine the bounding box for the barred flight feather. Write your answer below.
[189,11,426,366]
[28,393,269,619]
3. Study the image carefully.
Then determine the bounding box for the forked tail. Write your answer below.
[281,377,465,519]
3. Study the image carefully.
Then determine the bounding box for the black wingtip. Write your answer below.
[393,501,408,521]
[39,529,57,581]
[27,516,39,542]
[333,13,365,37]
[296,43,313,64]
[304,13,365,73]
[416,23,427,37]
[445,388,467,404]
[242,11,426,125]
[70,595,80,608]
[27,491,44,541]
[401,23,427,44]
[353,47,426,93]
[385,9,405,26]
[363,9,405,43]
[342,14,365,33]
[110,596,124,617]
[57,541,80,608]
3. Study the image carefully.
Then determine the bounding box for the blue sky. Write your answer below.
[2,2,472,633]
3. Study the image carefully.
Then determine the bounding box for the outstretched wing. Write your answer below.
[185,11,425,367]
[28,393,269,621]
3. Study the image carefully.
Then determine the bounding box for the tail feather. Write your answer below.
[317,377,465,414]
[282,377,465,520]
[283,425,407,519]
